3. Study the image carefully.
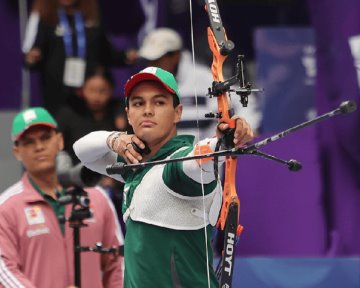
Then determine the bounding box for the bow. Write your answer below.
[203,1,256,286]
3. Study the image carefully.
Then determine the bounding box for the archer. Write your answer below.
[73,66,254,287]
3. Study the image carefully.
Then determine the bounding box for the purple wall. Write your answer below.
[0,1,22,109]
[236,127,326,256]
[307,0,360,256]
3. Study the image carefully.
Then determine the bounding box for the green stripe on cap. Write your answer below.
[12,107,57,142]
[124,67,180,101]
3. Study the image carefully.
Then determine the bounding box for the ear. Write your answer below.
[125,106,132,126]
[56,132,64,151]
[173,51,181,64]
[174,104,183,124]
[12,145,22,161]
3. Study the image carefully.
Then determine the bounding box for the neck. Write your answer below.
[28,170,60,199]
[142,130,177,161]
[92,110,105,121]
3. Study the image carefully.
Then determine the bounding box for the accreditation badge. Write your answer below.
[24,206,46,225]
[63,57,86,87]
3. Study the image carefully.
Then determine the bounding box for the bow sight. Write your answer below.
[206,55,263,113]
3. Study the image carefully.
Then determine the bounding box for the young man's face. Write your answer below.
[126,81,182,146]
[13,126,64,176]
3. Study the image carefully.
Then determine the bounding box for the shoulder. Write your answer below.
[55,104,86,126]
[0,181,24,207]
[55,106,75,122]
[56,105,79,117]
[85,186,114,207]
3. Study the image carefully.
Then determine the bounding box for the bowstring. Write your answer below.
[189,1,211,287]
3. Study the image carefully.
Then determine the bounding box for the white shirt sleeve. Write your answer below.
[73,131,124,182]
[22,12,40,53]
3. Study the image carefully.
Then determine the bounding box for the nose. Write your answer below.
[34,139,45,151]
[144,102,154,116]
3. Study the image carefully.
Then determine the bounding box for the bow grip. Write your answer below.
[218,118,236,149]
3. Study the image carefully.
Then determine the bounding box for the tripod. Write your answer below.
[58,186,123,288]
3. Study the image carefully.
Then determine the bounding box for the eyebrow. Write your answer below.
[20,129,54,142]
[129,94,169,102]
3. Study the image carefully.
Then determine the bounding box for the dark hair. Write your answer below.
[84,67,115,88]
[163,50,181,58]
[172,94,180,108]
[32,0,99,27]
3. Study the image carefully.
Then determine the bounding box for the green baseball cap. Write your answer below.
[11,107,58,142]
[124,67,180,101]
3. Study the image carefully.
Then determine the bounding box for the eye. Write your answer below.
[21,139,34,146]
[155,100,166,106]
[40,133,52,141]
[132,101,143,107]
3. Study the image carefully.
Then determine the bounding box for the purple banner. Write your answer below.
[255,28,316,132]
[0,1,22,109]
[307,0,360,255]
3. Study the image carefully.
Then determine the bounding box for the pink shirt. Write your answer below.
[0,174,124,288]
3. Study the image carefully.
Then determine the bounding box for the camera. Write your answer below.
[56,151,101,188]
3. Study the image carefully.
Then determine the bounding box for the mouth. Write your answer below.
[35,155,49,161]
[140,120,156,128]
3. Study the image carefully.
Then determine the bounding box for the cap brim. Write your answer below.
[14,123,57,142]
[124,73,176,97]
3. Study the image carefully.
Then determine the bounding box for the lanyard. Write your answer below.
[58,9,86,58]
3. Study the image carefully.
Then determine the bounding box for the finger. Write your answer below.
[130,136,146,150]
[123,148,140,164]
[235,129,252,146]
[234,119,254,146]
[233,118,245,140]
[122,137,144,160]
[216,122,229,139]
[217,122,229,132]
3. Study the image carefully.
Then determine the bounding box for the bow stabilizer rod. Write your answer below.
[106,100,357,175]
[244,100,357,152]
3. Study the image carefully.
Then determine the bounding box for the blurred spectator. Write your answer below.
[138,27,217,139]
[0,107,123,288]
[55,67,129,164]
[55,67,130,228]
[22,0,138,114]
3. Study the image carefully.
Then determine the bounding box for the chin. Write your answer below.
[31,163,55,175]
[136,133,150,143]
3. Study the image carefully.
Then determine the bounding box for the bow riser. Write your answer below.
[205,2,242,287]
[207,28,235,127]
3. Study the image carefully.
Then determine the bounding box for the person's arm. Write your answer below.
[0,209,37,288]
[73,131,125,182]
[23,11,46,68]
[182,116,255,182]
[182,136,224,183]
[97,189,124,287]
